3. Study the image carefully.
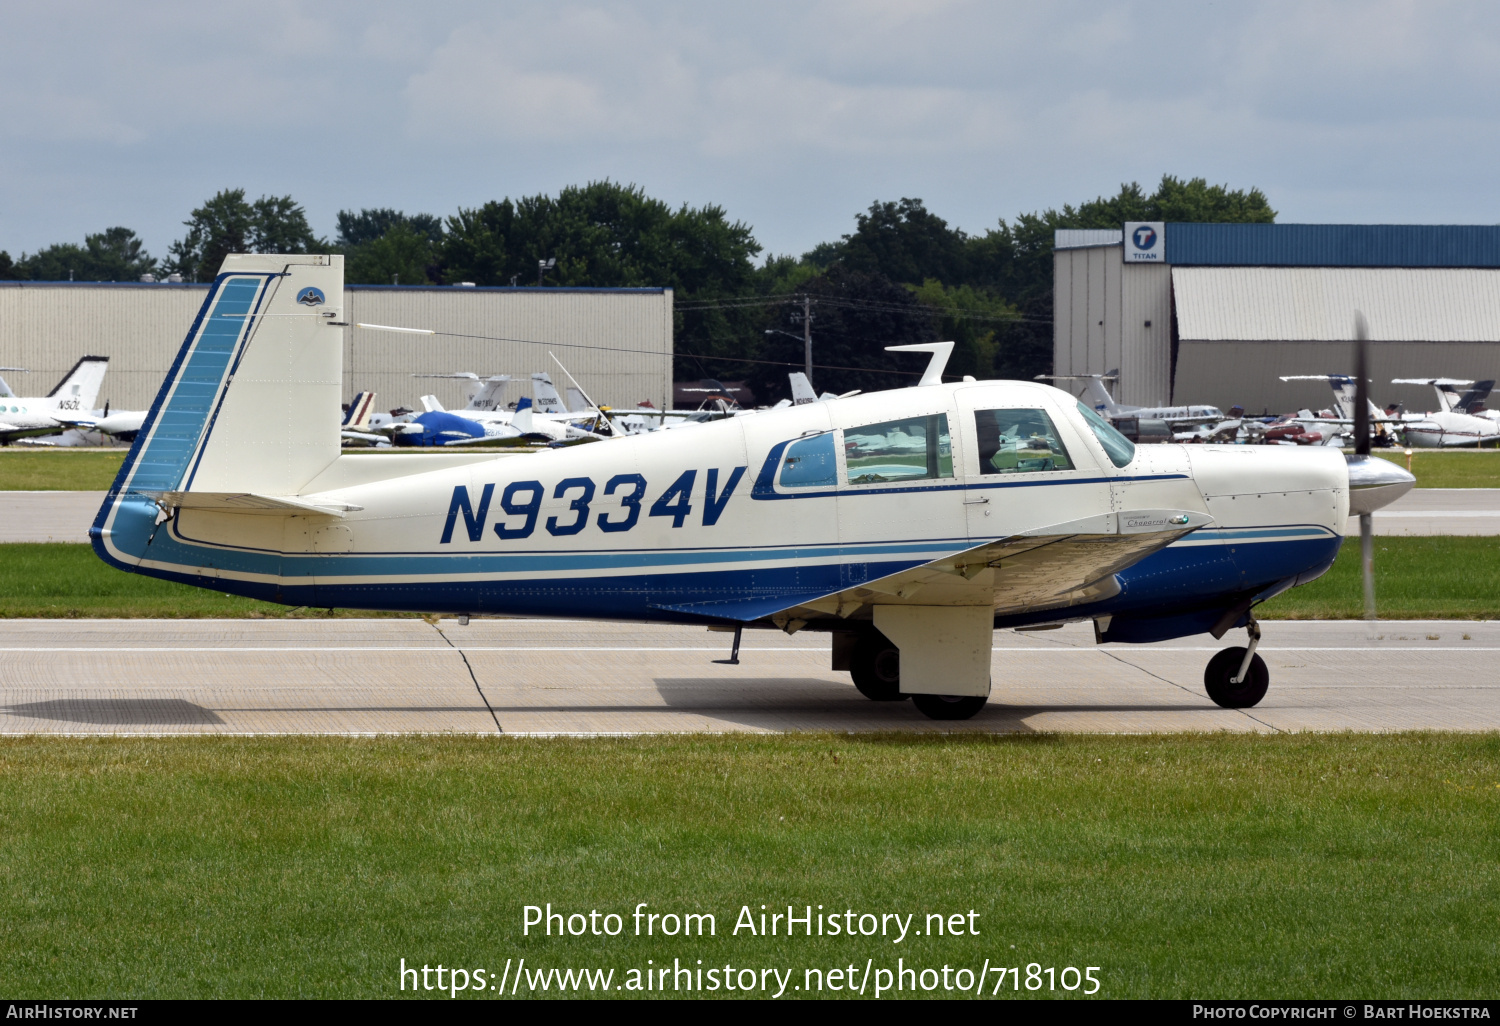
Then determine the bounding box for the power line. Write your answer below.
[352,324,930,379]
[676,291,1052,324]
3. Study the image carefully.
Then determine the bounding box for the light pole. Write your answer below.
[764,296,815,387]
[537,257,556,286]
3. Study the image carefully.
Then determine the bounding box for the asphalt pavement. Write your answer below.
[0,617,1493,735]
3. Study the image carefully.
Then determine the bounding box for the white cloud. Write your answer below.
[5,0,1500,255]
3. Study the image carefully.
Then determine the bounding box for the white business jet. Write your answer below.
[1388,378,1500,447]
[91,256,1414,720]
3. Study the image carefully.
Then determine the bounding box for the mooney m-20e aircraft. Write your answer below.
[91,256,1416,719]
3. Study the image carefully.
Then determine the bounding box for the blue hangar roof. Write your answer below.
[1164,223,1500,268]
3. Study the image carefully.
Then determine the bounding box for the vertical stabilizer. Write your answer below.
[1081,375,1120,414]
[46,356,110,411]
[116,254,343,499]
[1458,380,1494,413]
[342,391,377,430]
[470,376,511,412]
[788,372,818,405]
[512,396,535,433]
[531,372,567,413]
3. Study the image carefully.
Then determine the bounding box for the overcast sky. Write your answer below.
[3,0,1497,261]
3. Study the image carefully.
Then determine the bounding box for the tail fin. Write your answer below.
[92,255,344,577]
[531,372,567,413]
[470,375,511,412]
[1458,380,1494,413]
[342,391,377,430]
[47,356,109,411]
[788,372,818,405]
[420,394,446,413]
[512,396,535,432]
[1081,372,1120,415]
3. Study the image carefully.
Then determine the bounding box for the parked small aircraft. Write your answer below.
[1036,371,1227,428]
[0,357,111,445]
[92,256,1414,719]
[1388,378,1500,448]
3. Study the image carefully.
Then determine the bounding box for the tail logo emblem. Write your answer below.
[296,287,326,306]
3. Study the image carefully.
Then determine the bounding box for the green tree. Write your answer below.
[831,198,969,286]
[337,209,444,285]
[11,227,156,281]
[746,265,940,401]
[0,252,20,280]
[336,208,443,249]
[164,189,324,281]
[439,182,764,382]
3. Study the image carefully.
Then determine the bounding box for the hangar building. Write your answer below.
[1052,223,1500,415]
[0,281,673,413]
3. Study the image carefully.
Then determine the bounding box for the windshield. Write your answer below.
[1076,402,1136,468]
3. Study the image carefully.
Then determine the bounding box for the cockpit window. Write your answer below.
[779,431,838,487]
[1076,402,1136,468]
[844,414,953,483]
[974,408,1074,474]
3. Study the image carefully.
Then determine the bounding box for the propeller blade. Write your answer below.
[1353,311,1377,620]
[1353,312,1370,457]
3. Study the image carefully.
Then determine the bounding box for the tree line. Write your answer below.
[0,177,1274,398]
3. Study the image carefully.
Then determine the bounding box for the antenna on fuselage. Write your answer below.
[886,342,954,386]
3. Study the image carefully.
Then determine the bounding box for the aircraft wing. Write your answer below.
[652,508,1213,624]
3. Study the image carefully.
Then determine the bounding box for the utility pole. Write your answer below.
[789,296,814,387]
[802,296,812,385]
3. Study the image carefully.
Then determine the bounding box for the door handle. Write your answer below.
[962,497,990,505]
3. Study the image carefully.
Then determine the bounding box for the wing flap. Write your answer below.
[762,508,1213,627]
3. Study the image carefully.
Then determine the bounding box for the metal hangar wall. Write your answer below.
[1053,223,1500,415]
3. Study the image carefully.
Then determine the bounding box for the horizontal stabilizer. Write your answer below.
[142,491,363,517]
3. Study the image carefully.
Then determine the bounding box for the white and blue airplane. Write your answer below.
[91,256,1415,719]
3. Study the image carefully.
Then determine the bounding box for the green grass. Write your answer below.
[0,543,409,618]
[0,449,125,490]
[0,734,1494,999]
[1375,450,1500,488]
[1260,536,1500,620]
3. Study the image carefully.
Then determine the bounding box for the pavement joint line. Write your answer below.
[430,621,502,734]
[1094,647,1286,734]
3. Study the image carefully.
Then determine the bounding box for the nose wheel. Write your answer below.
[1205,617,1269,708]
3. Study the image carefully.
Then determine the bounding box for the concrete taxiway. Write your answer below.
[0,617,1495,735]
[6,488,1499,544]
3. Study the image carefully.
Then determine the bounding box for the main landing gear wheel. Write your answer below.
[911,693,989,721]
[849,631,907,702]
[1204,648,1269,708]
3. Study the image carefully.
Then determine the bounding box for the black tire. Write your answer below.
[849,631,906,701]
[911,693,989,721]
[1204,647,1269,708]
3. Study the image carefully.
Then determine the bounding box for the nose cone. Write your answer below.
[1346,454,1416,515]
